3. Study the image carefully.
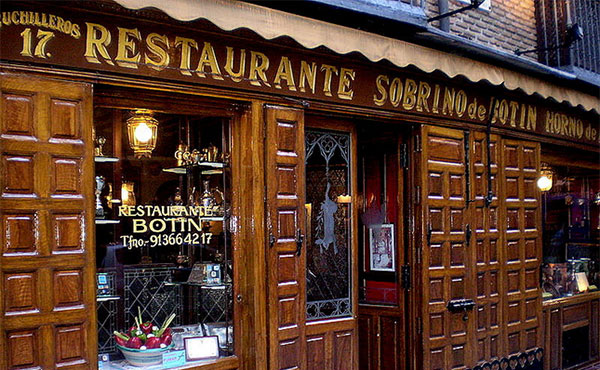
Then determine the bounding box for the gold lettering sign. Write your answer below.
[0,6,597,145]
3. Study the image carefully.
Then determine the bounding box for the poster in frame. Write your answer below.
[369,223,395,272]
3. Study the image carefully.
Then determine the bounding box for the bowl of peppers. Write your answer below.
[114,310,176,367]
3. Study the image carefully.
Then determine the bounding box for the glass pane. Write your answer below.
[305,129,352,320]
[357,129,400,306]
[541,164,600,300]
[94,107,234,366]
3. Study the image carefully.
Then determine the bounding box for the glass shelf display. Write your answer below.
[94,107,233,365]
[542,164,600,300]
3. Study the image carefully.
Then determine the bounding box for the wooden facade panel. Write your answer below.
[500,139,542,356]
[6,328,39,369]
[307,335,326,369]
[52,213,84,254]
[421,126,475,368]
[277,253,298,284]
[1,93,34,138]
[278,296,300,329]
[51,157,81,197]
[266,105,306,370]
[55,324,86,365]
[0,73,95,369]
[592,300,599,359]
[53,269,84,310]
[4,271,38,315]
[562,302,589,325]
[50,99,80,141]
[357,316,373,370]
[379,317,401,370]
[2,154,35,196]
[2,212,38,255]
[276,165,297,197]
[333,331,353,370]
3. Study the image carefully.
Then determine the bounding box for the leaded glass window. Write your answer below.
[305,129,352,320]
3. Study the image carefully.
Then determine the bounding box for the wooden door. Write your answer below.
[419,126,474,369]
[498,139,542,355]
[265,105,307,370]
[470,131,503,362]
[0,73,96,369]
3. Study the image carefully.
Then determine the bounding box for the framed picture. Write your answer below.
[369,224,395,272]
[184,335,220,361]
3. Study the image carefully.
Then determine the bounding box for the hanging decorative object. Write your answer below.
[127,109,159,158]
[537,163,553,192]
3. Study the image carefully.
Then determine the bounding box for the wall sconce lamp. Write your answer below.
[537,164,554,192]
[428,0,484,22]
[515,23,583,56]
[127,109,159,158]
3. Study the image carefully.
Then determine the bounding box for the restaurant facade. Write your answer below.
[0,1,599,369]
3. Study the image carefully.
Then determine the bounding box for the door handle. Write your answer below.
[447,299,476,321]
[446,298,476,312]
[296,229,304,257]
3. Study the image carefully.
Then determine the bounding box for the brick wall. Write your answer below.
[424,0,537,60]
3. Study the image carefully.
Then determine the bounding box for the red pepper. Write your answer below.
[160,334,172,346]
[114,335,128,347]
[128,325,138,336]
[162,328,172,337]
[127,336,143,349]
[145,337,161,349]
[140,322,153,334]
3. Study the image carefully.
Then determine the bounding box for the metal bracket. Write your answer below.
[295,229,304,256]
[401,264,411,289]
[269,232,275,247]
[401,143,409,169]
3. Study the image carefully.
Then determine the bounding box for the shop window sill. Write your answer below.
[101,355,239,370]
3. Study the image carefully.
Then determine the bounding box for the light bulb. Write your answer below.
[121,186,129,202]
[134,122,153,143]
[537,175,552,191]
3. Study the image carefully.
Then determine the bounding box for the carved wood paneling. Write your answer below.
[265,105,307,370]
[420,128,543,369]
[499,139,542,356]
[306,319,356,370]
[420,126,473,369]
[0,73,95,370]
[471,132,503,363]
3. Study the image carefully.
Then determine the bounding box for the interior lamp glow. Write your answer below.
[121,181,136,206]
[537,165,553,192]
[127,109,158,158]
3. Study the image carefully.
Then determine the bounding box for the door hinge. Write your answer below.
[414,185,421,205]
[416,317,423,334]
[414,134,422,152]
[401,143,409,169]
[465,224,472,244]
[401,264,411,289]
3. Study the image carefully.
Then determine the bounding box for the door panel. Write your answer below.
[265,105,307,370]
[0,73,95,369]
[420,126,473,370]
[499,139,542,355]
[420,127,543,369]
[471,131,503,362]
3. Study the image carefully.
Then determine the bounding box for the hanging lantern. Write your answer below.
[127,109,158,158]
[537,164,553,192]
